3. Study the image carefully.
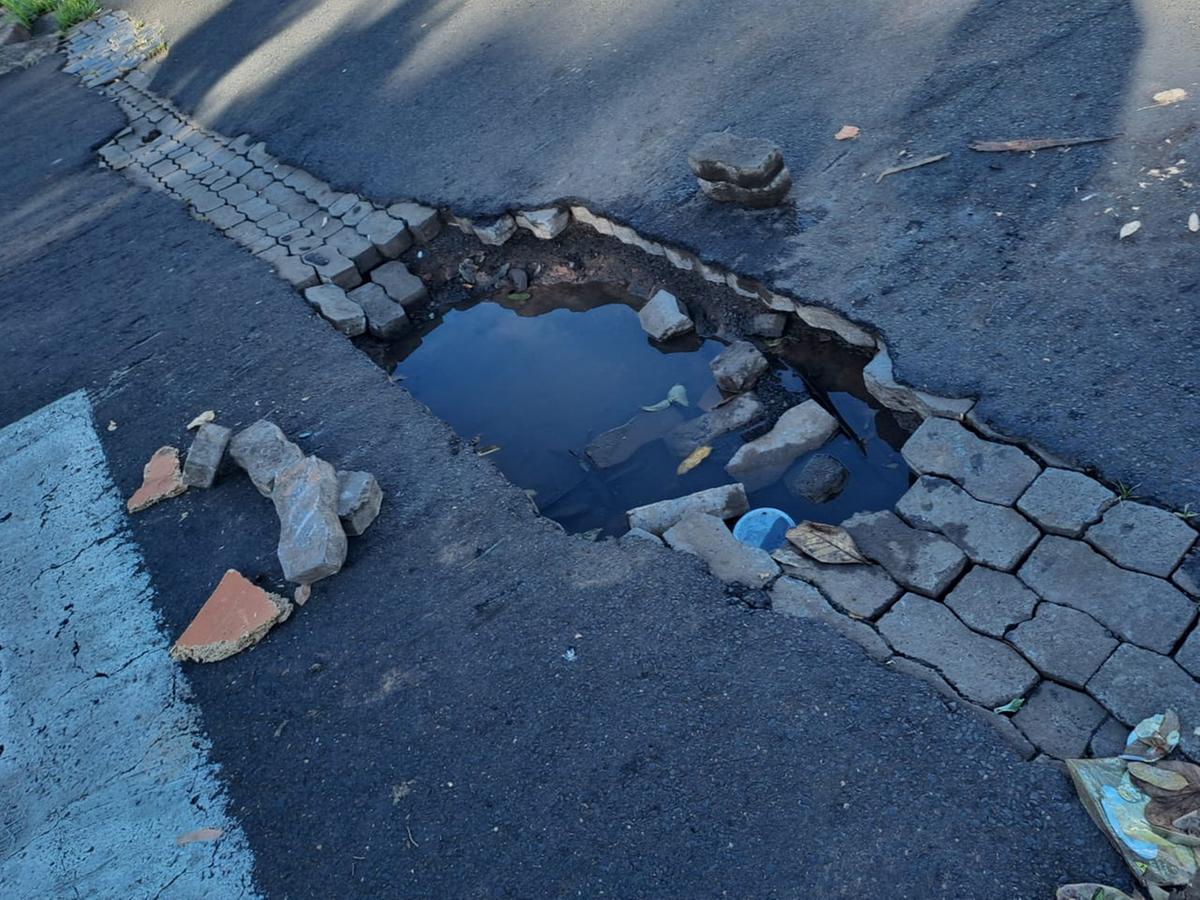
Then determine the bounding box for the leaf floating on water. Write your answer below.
[176,827,223,846]
[507,292,531,301]
[834,124,860,141]
[785,521,867,565]
[676,445,712,476]
[641,384,690,412]
[187,410,215,430]
[1118,220,1141,240]
[969,135,1116,153]
[993,698,1025,715]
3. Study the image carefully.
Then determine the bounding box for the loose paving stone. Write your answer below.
[710,340,769,393]
[1008,603,1118,688]
[748,312,787,338]
[1016,467,1115,537]
[348,283,410,339]
[369,260,428,308]
[126,446,188,512]
[726,400,839,485]
[169,570,292,663]
[1175,628,1200,680]
[901,417,1041,505]
[388,201,441,242]
[627,483,750,535]
[784,453,848,503]
[328,225,381,272]
[356,210,412,259]
[1088,643,1200,760]
[272,456,348,584]
[301,247,363,290]
[515,207,569,239]
[336,470,383,536]
[771,545,901,619]
[274,255,319,291]
[943,566,1038,638]
[663,393,763,457]
[842,510,968,597]
[770,577,892,661]
[896,476,1040,570]
[303,284,367,336]
[687,131,785,188]
[637,289,694,342]
[1175,550,1200,597]
[228,420,305,497]
[586,407,685,468]
[663,512,779,587]
[181,423,232,489]
[473,214,517,246]
[1018,535,1196,654]
[1084,500,1197,577]
[877,593,1038,708]
[697,167,793,208]
[1090,717,1131,757]
[1012,682,1108,760]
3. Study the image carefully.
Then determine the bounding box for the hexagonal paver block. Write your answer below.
[943,566,1037,638]
[1015,468,1115,537]
[771,546,901,619]
[876,593,1038,708]
[1175,549,1200,597]
[1175,628,1200,680]
[1008,603,1117,688]
[842,510,967,598]
[370,261,429,308]
[1085,500,1197,577]
[770,578,892,661]
[1012,682,1108,759]
[1018,535,1196,654]
[1087,643,1200,760]
[901,418,1041,505]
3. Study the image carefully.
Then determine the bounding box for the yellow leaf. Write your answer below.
[785,521,867,565]
[1152,88,1188,107]
[676,445,712,475]
[1118,220,1141,239]
[834,124,860,141]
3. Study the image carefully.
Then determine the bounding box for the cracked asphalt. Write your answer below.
[0,57,1135,897]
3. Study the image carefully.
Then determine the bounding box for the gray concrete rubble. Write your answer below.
[336,470,383,536]
[709,340,768,393]
[664,393,763,457]
[272,456,348,585]
[725,400,838,481]
[901,417,1040,505]
[627,483,749,535]
[637,289,694,342]
[473,214,517,246]
[687,131,792,208]
[663,512,779,587]
[228,419,304,497]
[516,207,569,239]
[181,422,232,489]
[303,284,366,336]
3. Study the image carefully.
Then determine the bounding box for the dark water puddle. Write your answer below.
[370,284,912,537]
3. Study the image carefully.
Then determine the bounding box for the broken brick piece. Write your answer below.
[127,446,188,512]
[170,569,292,663]
[182,423,233,489]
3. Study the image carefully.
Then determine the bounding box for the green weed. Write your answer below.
[54,0,98,32]
[1,0,54,30]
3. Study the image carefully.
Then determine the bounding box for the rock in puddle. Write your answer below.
[637,289,694,342]
[841,509,967,597]
[725,400,839,485]
[182,423,232,489]
[627,483,749,535]
[663,512,779,587]
[785,453,848,503]
[1084,500,1197,578]
[664,393,763,457]
[337,470,383,536]
[170,569,292,663]
[303,284,366,336]
[229,419,304,497]
[273,456,348,584]
[127,446,188,512]
[901,417,1041,505]
[710,340,768,393]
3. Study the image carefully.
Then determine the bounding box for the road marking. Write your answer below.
[0,391,259,898]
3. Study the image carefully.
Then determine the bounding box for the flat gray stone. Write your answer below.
[585,408,684,469]
[228,420,304,497]
[877,593,1039,708]
[370,261,429,308]
[387,201,441,242]
[1088,643,1200,760]
[181,423,232,489]
[663,512,779,587]
[784,453,848,503]
[664,394,763,457]
[1016,468,1115,537]
[842,510,968,598]
[771,546,901,619]
[943,566,1037,638]
[515,207,569,239]
[687,132,784,188]
[725,400,838,484]
[348,283,410,339]
[1018,535,1196,654]
[1175,549,1200,597]
[336,470,382,536]
[1085,500,1197,577]
[697,167,793,208]
[300,247,363,290]
[272,456,347,585]
[637,289,694,342]
[770,578,892,661]
[901,418,1041,505]
[1089,717,1131,758]
[303,284,367,336]
[1012,683,1108,760]
[627,483,749,535]
[1175,627,1200,680]
[896,476,1040,571]
[1008,603,1118,688]
[710,341,768,393]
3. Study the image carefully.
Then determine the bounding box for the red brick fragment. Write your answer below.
[170,570,291,663]
[127,445,188,512]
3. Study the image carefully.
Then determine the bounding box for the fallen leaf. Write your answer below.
[834,124,860,141]
[1152,88,1188,107]
[993,698,1025,715]
[876,152,949,184]
[641,384,689,412]
[1189,213,1199,233]
[969,135,1116,153]
[1119,220,1141,239]
[1128,761,1190,792]
[176,827,223,846]
[187,410,215,430]
[785,521,867,565]
[676,445,712,476]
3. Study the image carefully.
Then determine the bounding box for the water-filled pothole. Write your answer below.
[367,282,913,537]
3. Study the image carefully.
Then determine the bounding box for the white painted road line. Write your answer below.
[0,391,259,898]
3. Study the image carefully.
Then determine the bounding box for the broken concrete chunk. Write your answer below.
[687,132,784,188]
[127,445,188,512]
[1015,467,1115,537]
[770,577,892,661]
[710,340,769,393]
[515,207,569,239]
[336,470,383,536]
[663,512,779,587]
[473,215,518,246]
[387,201,442,243]
[771,545,901,619]
[348,283,410,339]
[664,393,763,457]
[228,419,304,497]
[698,167,793,208]
[170,570,291,663]
[303,284,366,336]
[370,260,429,308]
[585,407,684,469]
[942,566,1037,638]
[182,423,232,489]
[637,289,694,342]
[725,400,838,482]
[841,509,967,598]
[627,483,749,535]
[1084,500,1197,578]
[901,417,1040,505]
[272,456,348,584]
[785,453,848,503]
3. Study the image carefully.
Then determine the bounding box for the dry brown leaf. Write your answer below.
[1152,88,1188,107]
[176,827,223,846]
[969,135,1115,153]
[786,521,867,565]
[187,410,215,430]
[1188,212,1199,233]
[834,124,860,141]
[676,445,712,476]
[1118,220,1141,239]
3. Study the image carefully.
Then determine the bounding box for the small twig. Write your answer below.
[405,824,420,848]
[876,152,950,183]
[463,539,504,568]
[968,135,1117,153]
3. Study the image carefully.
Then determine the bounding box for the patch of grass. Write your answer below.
[1175,503,1198,522]
[54,0,98,32]
[1115,481,1140,502]
[1,0,54,30]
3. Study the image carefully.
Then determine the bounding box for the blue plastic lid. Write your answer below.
[732,507,795,551]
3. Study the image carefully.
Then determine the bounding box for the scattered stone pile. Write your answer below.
[687,132,793,209]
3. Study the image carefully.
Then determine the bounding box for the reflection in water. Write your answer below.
[375,284,913,536]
